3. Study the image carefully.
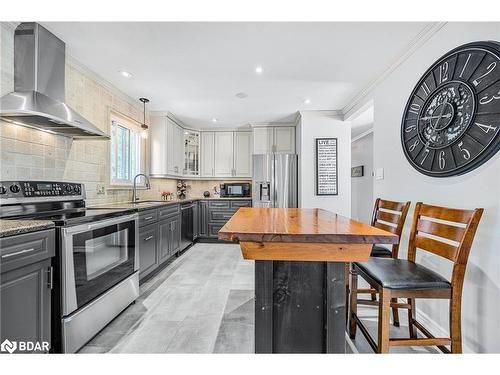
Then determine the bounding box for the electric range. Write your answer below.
[0,180,140,353]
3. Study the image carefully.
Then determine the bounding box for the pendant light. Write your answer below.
[139,97,150,139]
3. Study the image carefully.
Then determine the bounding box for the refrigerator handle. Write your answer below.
[272,155,277,208]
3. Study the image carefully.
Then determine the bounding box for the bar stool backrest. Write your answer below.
[371,198,411,258]
[407,202,483,286]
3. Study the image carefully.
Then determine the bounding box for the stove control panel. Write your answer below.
[0,181,84,199]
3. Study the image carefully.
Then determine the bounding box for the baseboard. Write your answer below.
[415,308,474,353]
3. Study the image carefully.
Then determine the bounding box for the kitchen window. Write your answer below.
[110,113,144,186]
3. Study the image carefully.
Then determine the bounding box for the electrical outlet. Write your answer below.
[96,184,106,195]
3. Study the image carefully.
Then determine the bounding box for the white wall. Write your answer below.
[351,132,374,223]
[297,111,351,217]
[365,22,500,353]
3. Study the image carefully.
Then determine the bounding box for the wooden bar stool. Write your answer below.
[354,198,410,327]
[349,202,483,353]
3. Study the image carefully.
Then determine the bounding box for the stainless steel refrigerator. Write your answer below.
[252,154,298,208]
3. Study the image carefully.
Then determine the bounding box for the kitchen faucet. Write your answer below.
[132,173,151,202]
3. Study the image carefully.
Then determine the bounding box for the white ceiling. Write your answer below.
[42,22,428,129]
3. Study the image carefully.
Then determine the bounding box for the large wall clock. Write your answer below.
[401,41,500,177]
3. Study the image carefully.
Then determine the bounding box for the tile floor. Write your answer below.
[79,243,438,354]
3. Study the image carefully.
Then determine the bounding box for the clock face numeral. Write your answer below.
[459,53,472,78]
[472,61,497,86]
[420,82,431,97]
[438,151,446,169]
[409,139,420,152]
[434,55,457,86]
[402,43,500,177]
[457,141,471,160]
[409,103,421,115]
[469,53,500,91]
[475,122,498,134]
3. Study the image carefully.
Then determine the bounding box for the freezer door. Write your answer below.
[274,154,298,208]
[252,154,273,208]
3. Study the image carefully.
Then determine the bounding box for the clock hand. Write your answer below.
[425,96,449,148]
[419,113,452,121]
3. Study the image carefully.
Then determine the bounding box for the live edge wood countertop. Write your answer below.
[218,208,399,262]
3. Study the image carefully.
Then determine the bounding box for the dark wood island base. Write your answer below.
[219,208,398,354]
[255,260,347,353]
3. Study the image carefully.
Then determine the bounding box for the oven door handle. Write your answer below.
[63,213,139,235]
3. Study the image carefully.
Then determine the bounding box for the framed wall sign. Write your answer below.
[351,165,364,177]
[315,138,338,195]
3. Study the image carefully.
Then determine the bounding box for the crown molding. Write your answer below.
[351,128,373,143]
[299,109,344,120]
[341,22,447,119]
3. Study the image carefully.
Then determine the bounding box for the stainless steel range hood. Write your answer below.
[0,23,109,139]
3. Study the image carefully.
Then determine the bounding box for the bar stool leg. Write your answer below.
[450,293,463,354]
[377,288,391,353]
[408,298,417,338]
[391,298,400,327]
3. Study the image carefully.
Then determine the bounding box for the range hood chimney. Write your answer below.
[0,23,109,139]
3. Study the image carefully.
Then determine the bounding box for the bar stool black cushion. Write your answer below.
[370,245,392,258]
[355,258,451,290]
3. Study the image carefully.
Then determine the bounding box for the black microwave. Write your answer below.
[220,183,251,197]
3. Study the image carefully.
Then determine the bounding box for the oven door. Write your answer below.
[61,213,138,316]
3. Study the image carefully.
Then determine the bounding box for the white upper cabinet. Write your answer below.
[173,123,184,175]
[150,116,167,176]
[233,131,252,177]
[252,126,295,154]
[201,132,215,177]
[214,132,234,177]
[151,117,252,179]
[274,126,295,153]
[253,127,274,154]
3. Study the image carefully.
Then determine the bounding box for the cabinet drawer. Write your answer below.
[208,223,226,238]
[139,209,158,227]
[231,200,252,208]
[158,204,180,219]
[209,210,236,222]
[208,200,230,209]
[0,230,55,273]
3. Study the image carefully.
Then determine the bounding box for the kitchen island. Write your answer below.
[219,207,398,353]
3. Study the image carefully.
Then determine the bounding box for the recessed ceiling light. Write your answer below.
[119,70,133,78]
[212,118,218,123]
[304,98,311,104]
[235,92,248,99]
[255,66,263,74]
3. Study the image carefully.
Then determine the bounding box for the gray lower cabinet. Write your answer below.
[158,214,181,264]
[138,223,158,279]
[138,205,180,281]
[0,229,55,353]
[199,199,252,239]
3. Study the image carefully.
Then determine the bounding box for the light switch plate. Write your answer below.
[375,168,384,180]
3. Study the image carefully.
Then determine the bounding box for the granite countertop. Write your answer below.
[0,219,55,238]
[88,196,252,212]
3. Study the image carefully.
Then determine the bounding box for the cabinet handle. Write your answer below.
[144,216,154,220]
[144,235,154,241]
[1,247,36,259]
[47,266,54,290]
